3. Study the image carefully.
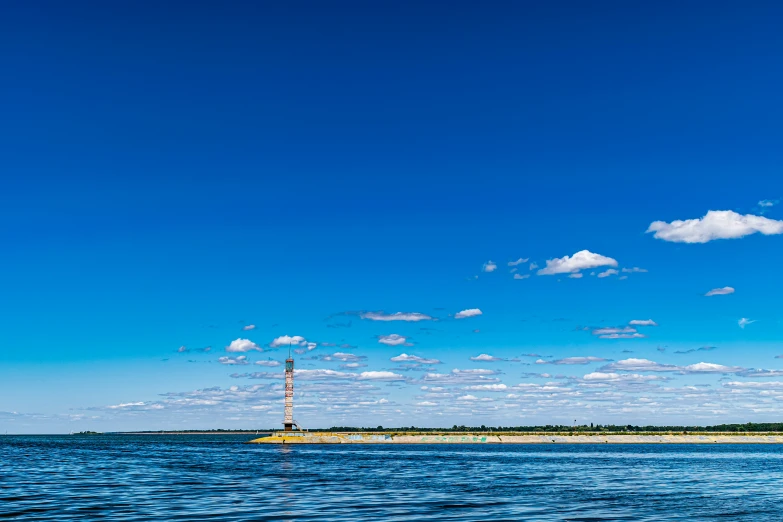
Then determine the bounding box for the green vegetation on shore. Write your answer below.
[115,422,783,435]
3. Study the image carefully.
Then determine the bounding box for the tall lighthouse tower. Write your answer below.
[283,351,294,432]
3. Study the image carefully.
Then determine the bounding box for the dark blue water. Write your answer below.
[2,436,783,521]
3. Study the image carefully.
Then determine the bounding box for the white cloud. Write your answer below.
[340,362,367,369]
[482,261,498,272]
[536,356,608,365]
[255,360,280,367]
[513,273,530,280]
[294,369,355,380]
[470,354,503,362]
[457,394,479,401]
[390,353,442,364]
[646,210,783,243]
[537,250,618,276]
[705,286,735,297]
[378,334,412,346]
[529,262,538,271]
[358,371,405,381]
[269,335,306,348]
[464,384,508,391]
[242,324,256,331]
[455,308,482,319]
[218,356,249,365]
[757,199,779,214]
[739,318,756,329]
[329,352,366,362]
[622,267,648,273]
[600,333,646,339]
[422,369,500,384]
[177,346,187,353]
[568,273,583,279]
[592,327,638,336]
[417,401,438,406]
[629,319,657,326]
[597,269,619,278]
[600,358,742,374]
[226,338,263,353]
[452,369,498,375]
[359,312,432,322]
[508,258,528,266]
[582,372,663,382]
[107,402,147,409]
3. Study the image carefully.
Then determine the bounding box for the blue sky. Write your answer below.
[2,2,783,432]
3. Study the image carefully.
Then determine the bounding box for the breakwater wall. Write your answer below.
[247,433,783,444]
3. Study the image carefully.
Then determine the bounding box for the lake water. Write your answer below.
[2,435,783,520]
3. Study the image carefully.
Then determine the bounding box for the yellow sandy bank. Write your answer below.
[247,433,783,444]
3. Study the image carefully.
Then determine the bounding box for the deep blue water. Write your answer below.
[2,436,783,521]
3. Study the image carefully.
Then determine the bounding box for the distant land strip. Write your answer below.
[95,422,783,436]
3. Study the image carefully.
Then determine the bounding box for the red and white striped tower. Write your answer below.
[283,351,294,432]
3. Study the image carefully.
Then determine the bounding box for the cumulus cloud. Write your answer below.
[738,318,756,329]
[422,369,500,384]
[600,358,742,374]
[463,384,508,391]
[537,250,618,276]
[390,353,442,364]
[508,258,528,266]
[622,267,648,273]
[705,287,735,297]
[218,356,249,365]
[470,354,504,362]
[340,362,367,369]
[646,210,783,243]
[269,335,306,348]
[536,356,608,365]
[757,199,779,214]
[455,308,482,319]
[589,326,647,339]
[482,261,498,272]
[294,369,355,380]
[529,262,538,271]
[597,269,619,278]
[358,371,405,381]
[513,274,530,280]
[255,360,281,367]
[582,372,664,383]
[377,334,413,346]
[568,273,583,279]
[226,338,263,353]
[417,401,438,406]
[736,369,783,378]
[629,319,657,326]
[359,312,433,322]
[242,324,256,331]
[106,401,161,410]
[324,352,367,362]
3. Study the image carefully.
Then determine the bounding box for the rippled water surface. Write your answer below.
[3,435,783,520]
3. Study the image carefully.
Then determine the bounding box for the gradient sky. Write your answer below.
[2,2,783,433]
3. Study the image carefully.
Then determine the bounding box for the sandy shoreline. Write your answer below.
[247,433,783,444]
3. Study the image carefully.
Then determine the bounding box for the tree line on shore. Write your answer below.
[114,422,783,434]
